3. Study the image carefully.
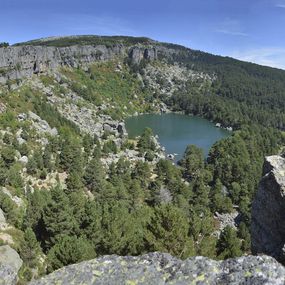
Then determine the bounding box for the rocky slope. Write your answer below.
[251,155,285,263]
[28,252,285,285]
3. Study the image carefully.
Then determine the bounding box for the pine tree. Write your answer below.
[84,158,105,193]
[68,191,86,235]
[26,156,38,175]
[43,145,53,171]
[179,145,204,179]
[24,188,50,231]
[1,146,15,166]
[65,170,84,193]
[217,226,242,259]
[42,186,75,248]
[20,228,41,268]
[132,161,151,188]
[137,128,156,153]
[100,201,140,255]
[47,235,95,273]
[210,179,233,213]
[59,136,83,173]
[238,222,251,251]
[82,133,94,157]
[82,201,102,249]
[145,204,195,259]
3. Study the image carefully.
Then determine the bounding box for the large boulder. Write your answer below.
[0,245,23,285]
[30,253,285,285]
[117,122,127,137]
[251,155,285,262]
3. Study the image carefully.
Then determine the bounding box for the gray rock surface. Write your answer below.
[213,211,241,237]
[129,46,157,64]
[0,245,23,285]
[0,208,6,230]
[0,44,159,84]
[29,252,285,285]
[252,155,285,263]
[28,111,58,137]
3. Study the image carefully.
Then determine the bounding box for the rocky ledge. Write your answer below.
[251,155,285,263]
[29,252,285,285]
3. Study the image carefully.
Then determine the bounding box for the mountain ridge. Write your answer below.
[11,35,285,71]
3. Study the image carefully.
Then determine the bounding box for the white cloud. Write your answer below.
[275,0,285,8]
[215,19,248,37]
[216,29,248,37]
[276,4,285,7]
[230,48,285,69]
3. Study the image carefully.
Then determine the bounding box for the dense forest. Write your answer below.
[1,37,285,283]
[165,48,285,129]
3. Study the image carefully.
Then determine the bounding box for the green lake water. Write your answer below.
[125,113,231,162]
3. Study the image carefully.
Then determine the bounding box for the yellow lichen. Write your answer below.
[125,280,138,285]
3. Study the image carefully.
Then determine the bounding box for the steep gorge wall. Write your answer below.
[0,44,159,84]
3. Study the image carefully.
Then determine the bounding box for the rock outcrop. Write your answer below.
[0,45,124,84]
[129,46,158,64]
[251,155,285,263]
[29,252,285,285]
[0,245,23,285]
[0,44,159,84]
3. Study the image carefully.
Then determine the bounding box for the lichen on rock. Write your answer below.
[29,253,285,285]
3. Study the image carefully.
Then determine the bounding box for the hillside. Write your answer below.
[4,35,285,129]
[0,35,285,284]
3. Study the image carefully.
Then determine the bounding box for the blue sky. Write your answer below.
[2,0,285,69]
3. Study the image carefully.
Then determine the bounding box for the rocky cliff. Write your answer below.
[0,44,158,84]
[28,252,285,285]
[251,155,285,263]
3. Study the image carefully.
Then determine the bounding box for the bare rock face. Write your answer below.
[0,45,125,83]
[29,253,285,285]
[0,245,23,285]
[0,44,159,84]
[251,155,285,262]
[129,46,158,64]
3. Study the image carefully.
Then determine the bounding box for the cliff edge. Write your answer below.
[252,155,285,263]
[0,43,158,84]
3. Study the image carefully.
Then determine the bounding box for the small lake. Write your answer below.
[125,113,231,162]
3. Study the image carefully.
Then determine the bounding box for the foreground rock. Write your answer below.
[0,245,23,285]
[30,252,285,285]
[251,155,285,263]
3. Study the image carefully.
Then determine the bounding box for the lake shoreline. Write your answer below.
[125,113,231,162]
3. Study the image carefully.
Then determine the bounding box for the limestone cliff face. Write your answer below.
[251,155,285,262]
[0,44,158,84]
[29,253,285,285]
[129,46,158,64]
